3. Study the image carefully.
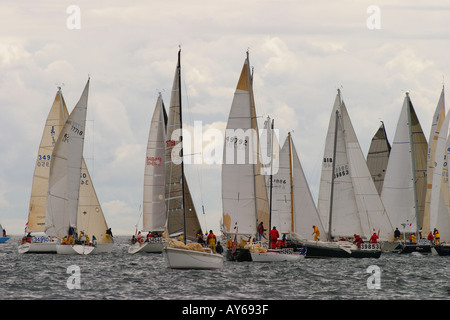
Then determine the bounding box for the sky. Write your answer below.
[0,0,449,236]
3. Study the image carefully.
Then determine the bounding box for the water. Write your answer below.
[1,236,448,303]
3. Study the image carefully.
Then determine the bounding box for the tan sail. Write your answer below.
[27,88,68,232]
[77,159,109,243]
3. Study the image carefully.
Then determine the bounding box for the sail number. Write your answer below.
[147,156,162,166]
[80,172,89,186]
[360,243,380,250]
[37,154,51,167]
[225,135,248,148]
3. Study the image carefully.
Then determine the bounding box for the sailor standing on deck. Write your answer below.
[206,230,217,253]
[269,227,279,249]
[312,225,320,241]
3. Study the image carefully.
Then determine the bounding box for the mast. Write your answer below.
[268,119,274,230]
[328,92,340,242]
[406,92,420,238]
[288,132,294,232]
[247,51,259,235]
[177,49,187,244]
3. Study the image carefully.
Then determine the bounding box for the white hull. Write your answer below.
[250,250,305,262]
[92,242,114,254]
[128,241,163,254]
[56,244,95,255]
[18,242,57,254]
[162,247,223,269]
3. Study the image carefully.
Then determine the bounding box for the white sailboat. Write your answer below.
[381,92,431,254]
[44,79,95,255]
[423,87,446,235]
[18,88,68,254]
[129,93,167,254]
[162,49,223,269]
[247,118,305,262]
[302,89,392,258]
[427,87,450,256]
[366,121,391,195]
[272,132,325,245]
[221,52,271,262]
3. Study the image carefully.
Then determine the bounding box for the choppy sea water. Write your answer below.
[1,236,448,314]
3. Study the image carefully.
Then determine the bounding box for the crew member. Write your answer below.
[312,225,320,241]
[433,228,441,246]
[206,230,217,253]
[369,232,378,244]
[269,227,279,249]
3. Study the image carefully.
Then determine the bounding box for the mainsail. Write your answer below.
[366,122,391,195]
[27,88,68,232]
[429,106,450,243]
[318,90,393,241]
[272,132,324,238]
[165,50,202,241]
[423,86,446,234]
[222,52,270,236]
[381,92,428,235]
[45,79,90,238]
[143,93,168,233]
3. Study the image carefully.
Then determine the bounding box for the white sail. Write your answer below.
[366,122,391,195]
[318,90,393,241]
[381,93,428,235]
[45,79,89,238]
[165,50,202,241]
[272,133,324,238]
[429,89,449,242]
[222,53,270,236]
[423,87,446,234]
[143,93,167,232]
[27,88,68,232]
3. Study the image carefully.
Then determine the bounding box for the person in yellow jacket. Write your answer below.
[312,225,320,241]
[433,228,441,245]
[410,233,417,244]
[206,230,217,253]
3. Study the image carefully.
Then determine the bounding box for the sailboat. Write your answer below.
[381,92,431,254]
[272,132,325,246]
[221,52,271,262]
[129,93,167,254]
[366,121,391,195]
[248,117,305,262]
[18,87,68,254]
[43,78,95,255]
[0,224,9,243]
[426,87,450,256]
[161,49,223,269]
[302,89,393,258]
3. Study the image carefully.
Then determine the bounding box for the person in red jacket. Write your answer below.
[369,233,378,244]
[269,227,279,249]
[353,234,363,248]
